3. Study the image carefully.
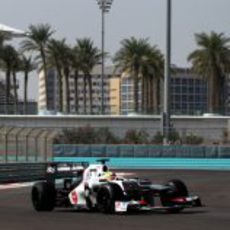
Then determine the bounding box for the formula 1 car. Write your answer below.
[31,159,202,214]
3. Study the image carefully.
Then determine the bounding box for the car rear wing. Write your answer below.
[96,158,110,165]
[46,162,89,181]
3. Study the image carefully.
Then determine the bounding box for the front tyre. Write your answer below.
[96,185,115,214]
[31,181,56,211]
[161,179,188,213]
[85,188,97,212]
[97,184,123,214]
[167,179,188,197]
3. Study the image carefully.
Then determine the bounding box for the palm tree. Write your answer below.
[21,24,54,111]
[20,55,36,114]
[114,37,163,113]
[76,38,101,114]
[0,32,12,114]
[61,44,72,114]
[47,38,73,114]
[71,45,80,114]
[11,50,21,114]
[47,39,65,113]
[0,45,18,114]
[140,46,164,114]
[188,31,230,113]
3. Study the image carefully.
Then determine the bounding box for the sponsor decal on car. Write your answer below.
[115,201,129,212]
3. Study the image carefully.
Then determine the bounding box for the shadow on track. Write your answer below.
[54,208,207,216]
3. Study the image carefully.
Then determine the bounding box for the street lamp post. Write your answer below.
[96,0,113,114]
[163,0,172,144]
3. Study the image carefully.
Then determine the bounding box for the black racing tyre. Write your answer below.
[86,197,94,211]
[167,179,188,197]
[85,188,97,212]
[31,181,56,211]
[96,184,123,214]
[161,179,188,212]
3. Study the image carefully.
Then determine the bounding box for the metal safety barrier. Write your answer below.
[53,144,230,158]
[0,163,47,184]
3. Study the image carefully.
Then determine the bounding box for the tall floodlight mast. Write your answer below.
[96,0,113,114]
[163,0,172,144]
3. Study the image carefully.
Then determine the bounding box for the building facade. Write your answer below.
[109,68,209,116]
[38,66,120,114]
[170,71,208,115]
[38,66,229,116]
[0,76,18,114]
[0,75,37,115]
[119,75,142,115]
[109,77,120,115]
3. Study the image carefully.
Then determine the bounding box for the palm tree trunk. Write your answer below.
[208,75,214,113]
[148,76,153,114]
[146,77,150,113]
[74,70,79,114]
[64,68,70,114]
[152,78,158,114]
[83,75,87,114]
[5,68,11,114]
[156,78,161,114]
[56,66,63,113]
[133,68,139,113]
[214,75,223,114]
[12,71,18,114]
[142,76,148,114]
[141,77,144,114]
[24,71,28,115]
[88,74,93,115]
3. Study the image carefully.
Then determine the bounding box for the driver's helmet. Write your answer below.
[100,171,116,181]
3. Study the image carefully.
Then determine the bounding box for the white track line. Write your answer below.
[0,182,34,190]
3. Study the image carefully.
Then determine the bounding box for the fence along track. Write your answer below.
[0,126,59,163]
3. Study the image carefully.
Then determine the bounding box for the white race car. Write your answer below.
[31,159,202,213]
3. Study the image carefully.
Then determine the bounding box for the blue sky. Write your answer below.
[0,0,230,99]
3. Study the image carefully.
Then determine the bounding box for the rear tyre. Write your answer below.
[31,181,56,211]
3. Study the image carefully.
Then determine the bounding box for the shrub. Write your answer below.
[123,129,149,144]
[54,126,119,144]
[152,130,181,144]
[152,131,164,144]
[184,133,203,145]
[169,129,181,144]
[54,126,97,144]
[95,127,120,144]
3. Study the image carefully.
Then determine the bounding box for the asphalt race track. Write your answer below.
[0,170,230,230]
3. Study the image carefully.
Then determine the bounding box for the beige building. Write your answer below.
[109,77,120,115]
[38,66,121,114]
[38,70,47,112]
